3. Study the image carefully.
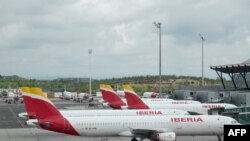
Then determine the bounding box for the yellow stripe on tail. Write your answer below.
[100,84,115,91]
[29,87,48,99]
[20,87,30,93]
[122,85,134,91]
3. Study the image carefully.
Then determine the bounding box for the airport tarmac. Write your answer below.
[0,99,223,141]
[0,99,87,129]
[0,128,222,141]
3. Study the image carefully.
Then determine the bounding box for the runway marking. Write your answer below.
[8,106,25,128]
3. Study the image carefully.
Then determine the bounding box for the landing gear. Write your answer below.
[131,137,138,141]
[217,135,222,141]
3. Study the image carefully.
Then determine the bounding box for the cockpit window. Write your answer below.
[231,120,238,124]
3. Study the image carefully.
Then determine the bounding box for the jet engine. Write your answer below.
[149,132,176,141]
[26,119,38,127]
[18,113,29,119]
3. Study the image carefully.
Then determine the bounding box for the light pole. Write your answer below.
[154,22,162,96]
[199,34,205,86]
[88,49,92,96]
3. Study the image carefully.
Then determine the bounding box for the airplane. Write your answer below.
[122,85,202,104]
[142,91,158,98]
[72,92,91,102]
[4,91,22,104]
[19,87,190,126]
[61,91,73,100]
[123,85,237,115]
[100,84,174,103]
[100,84,201,109]
[27,87,239,141]
[100,84,127,109]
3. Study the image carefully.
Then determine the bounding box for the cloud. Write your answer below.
[0,0,250,79]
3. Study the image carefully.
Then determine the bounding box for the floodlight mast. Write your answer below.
[199,34,205,86]
[88,49,92,96]
[154,22,162,96]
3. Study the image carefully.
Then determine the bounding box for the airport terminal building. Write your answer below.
[175,58,250,106]
[174,59,250,124]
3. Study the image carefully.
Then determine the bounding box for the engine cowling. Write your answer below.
[26,119,38,127]
[149,132,176,141]
[18,112,29,119]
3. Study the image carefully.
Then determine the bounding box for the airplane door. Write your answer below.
[64,118,69,130]
[177,122,182,129]
[123,120,130,129]
[219,118,223,129]
[123,121,127,129]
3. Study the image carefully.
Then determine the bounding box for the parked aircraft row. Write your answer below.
[100,84,199,108]
[17,86,240,141]
[18,87,189,123]
[100,84,236,115]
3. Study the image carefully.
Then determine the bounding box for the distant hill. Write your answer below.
[53,77,89,82]
[0,74,223,93]
[98,75,219,85]
[97,75,222,94]
[0,75,27,82]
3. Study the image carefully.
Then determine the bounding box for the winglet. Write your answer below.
[123,85,149,109]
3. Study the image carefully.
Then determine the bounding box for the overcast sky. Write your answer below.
[0,0,249,79]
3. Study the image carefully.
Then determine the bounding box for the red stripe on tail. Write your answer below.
[23,96,36,119]
[124,91,150,109]
[32,96,79,136]
[100,86,126,109]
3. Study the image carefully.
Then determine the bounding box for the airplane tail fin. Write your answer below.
[123,85,149,109]
[29,87,79,136]
[29,87,61,119]
[100,84,126,109]
[20,87,36,119]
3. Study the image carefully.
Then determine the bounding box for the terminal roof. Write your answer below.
[210,59,250,73]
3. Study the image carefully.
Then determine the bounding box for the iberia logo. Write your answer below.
[136,111,162,116]
[171,117,203,122]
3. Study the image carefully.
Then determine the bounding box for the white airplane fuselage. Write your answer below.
[20,109,189,120]
[121,98,201,105]
[25,109,189,127]
[145,103,236,115]
[60,109,189,117]
[63,115,236,137]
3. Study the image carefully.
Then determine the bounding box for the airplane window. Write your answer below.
[231,120,237,124]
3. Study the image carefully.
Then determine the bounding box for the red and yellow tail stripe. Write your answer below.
[122,85,137,96]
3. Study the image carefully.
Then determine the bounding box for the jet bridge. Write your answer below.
[222,106,250,124]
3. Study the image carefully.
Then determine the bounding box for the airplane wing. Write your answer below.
[122,127,176,141]
[131,128,172,135]
[132,128,156,137]
[187,111,202,115]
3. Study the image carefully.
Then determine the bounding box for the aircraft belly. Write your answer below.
[77,126,123,137]
[175,123,218,136]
